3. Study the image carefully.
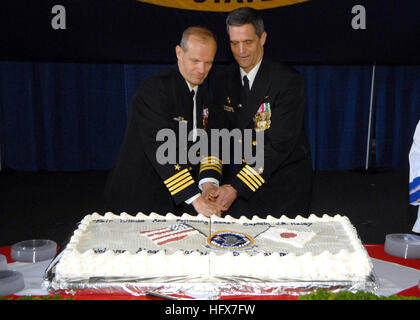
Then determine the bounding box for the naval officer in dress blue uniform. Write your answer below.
[199,8,313,219]
[105,27,225,217]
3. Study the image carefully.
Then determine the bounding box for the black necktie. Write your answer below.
[243,75,250,103]
[191,89,198,141]
[190,89,195,113]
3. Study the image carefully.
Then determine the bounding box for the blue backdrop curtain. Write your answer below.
[297,65,373,170]
[0,62,170,171]
[375,66,420,168]
[0,61,419,171]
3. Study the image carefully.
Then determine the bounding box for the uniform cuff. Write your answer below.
[185,193,201,205]
[232,164,265,200]
[198,178,219,190]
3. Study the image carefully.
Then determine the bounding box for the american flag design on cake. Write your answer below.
[139,223,199,246]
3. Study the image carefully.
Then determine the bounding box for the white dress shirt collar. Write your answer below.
[186,81,198,96]
[240,58,263,90]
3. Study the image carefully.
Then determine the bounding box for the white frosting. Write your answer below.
[54,212,373,282]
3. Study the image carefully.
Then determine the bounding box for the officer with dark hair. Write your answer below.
[200,8,313,219]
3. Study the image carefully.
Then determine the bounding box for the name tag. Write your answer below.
[223,105,234,112]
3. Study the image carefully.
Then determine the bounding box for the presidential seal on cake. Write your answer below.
[45,212,376,297]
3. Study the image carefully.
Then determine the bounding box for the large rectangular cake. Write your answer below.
[50,212,373,290]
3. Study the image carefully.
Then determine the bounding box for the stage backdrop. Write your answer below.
[0,1,419,171]
[1,62,419,171]
[0,0,419,64]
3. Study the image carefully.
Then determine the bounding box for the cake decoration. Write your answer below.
[281,232,297,238]
[140,223,200,246]
[259,226,316,248]
[206,231,255,251]
[51,212,374,286]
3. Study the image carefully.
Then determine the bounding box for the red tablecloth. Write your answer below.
[1,245,419,300]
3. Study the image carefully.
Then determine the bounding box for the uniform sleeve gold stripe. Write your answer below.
[200,161,222,168]
[170,179,195,196]
[236,172,256,192]
[201,156,222,162]
[200,163,222,171]
[200,160,223,166]
[200,162,222,169]
[165,172,191,188]
[245,165,265,184]
[200,157,222,165]
[168,175,193,192]
[241,169,262,188]
[242,167,263,187]
[164,168,189,185]
[200,164,222,171]
[238,171,259,190]
[199,164,222,175]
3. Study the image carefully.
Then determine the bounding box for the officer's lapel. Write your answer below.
[230,67,243,111]
[174,66,194,132]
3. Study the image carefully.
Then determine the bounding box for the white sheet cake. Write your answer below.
[53,212,373,283]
